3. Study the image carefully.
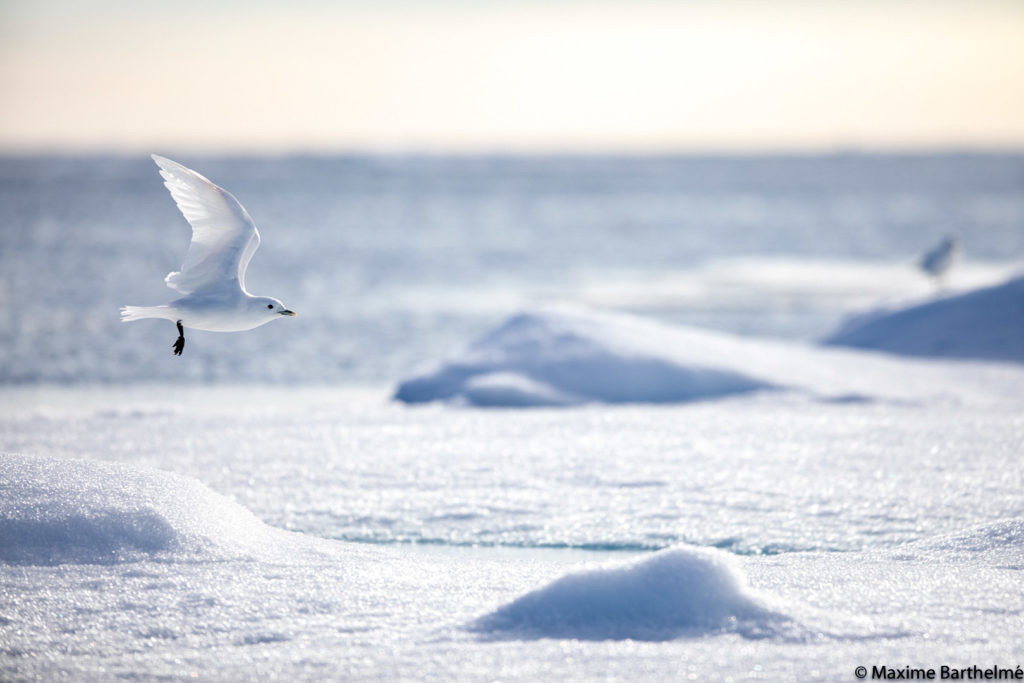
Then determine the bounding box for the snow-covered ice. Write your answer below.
[395,307,772,406]
[3,373,1023,680]
[473,546,790,641]
[0,453,306,566]
[825,274,1024,362]
[3,153,1024,680]
[395,305,1024,407]
[5,154,1024,385]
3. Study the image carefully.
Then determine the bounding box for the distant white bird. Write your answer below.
[121,155,295,356]
[918,235,960,287]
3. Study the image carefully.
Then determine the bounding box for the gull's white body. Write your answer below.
[121,291,287,332]
[121,156,295,337]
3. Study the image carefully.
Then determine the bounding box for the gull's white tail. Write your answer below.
[120,305,176,323]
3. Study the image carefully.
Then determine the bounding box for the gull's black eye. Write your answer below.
[267,304,273,309]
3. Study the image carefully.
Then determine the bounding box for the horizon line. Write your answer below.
[3,143,1024,159]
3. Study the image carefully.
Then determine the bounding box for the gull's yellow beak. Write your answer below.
[280,310,297,316]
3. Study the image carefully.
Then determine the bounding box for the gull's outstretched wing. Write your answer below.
[152,155,261,295]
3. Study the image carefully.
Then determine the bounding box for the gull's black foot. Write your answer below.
[173,320,185,356]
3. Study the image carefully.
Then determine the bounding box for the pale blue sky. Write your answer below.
[1,0,1022,152]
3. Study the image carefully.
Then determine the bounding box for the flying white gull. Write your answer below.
[121,155,295,355]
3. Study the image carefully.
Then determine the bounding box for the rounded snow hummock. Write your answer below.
[395,307,775,407]
[0,454,309,566]
[471,545,789,641]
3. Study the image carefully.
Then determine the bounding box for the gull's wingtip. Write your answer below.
[151,154,175,169]
[151,154,191,175]
[150,154,214,188]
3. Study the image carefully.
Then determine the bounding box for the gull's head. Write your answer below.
[253,296,296,322]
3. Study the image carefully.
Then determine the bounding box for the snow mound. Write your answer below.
[471,546,787,641]
[395,307,775,406]
[461,372,582,407]
[823,275,1024,362]
[908,519,1024,555]
[0,454,301,565]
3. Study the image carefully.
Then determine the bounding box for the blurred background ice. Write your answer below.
[2,153,1022,384]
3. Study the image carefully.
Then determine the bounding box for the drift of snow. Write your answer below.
[824,275,1024,363]
[3,388,1024,680]
[473,546,787,641]
[896,519,1024,558]
[394,306,1024,407]
[396,307,773,406]
[0,454,314,565]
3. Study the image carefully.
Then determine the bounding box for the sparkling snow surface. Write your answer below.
[3,155,1024,680]
[2,375,1023,680]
